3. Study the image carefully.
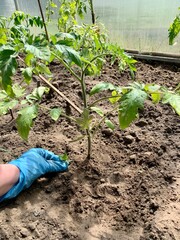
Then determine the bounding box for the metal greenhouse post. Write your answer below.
[14,0,19,11]
[37,0,50,42]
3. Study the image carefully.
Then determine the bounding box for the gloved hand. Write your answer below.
[0,148,68,202]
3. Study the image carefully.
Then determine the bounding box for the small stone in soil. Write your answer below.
[123,135,134,144]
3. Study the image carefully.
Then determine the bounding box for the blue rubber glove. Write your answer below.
[0,148,68,202]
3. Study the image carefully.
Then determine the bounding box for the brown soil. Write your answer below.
[0,60,180,240]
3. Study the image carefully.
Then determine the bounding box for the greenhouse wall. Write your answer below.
[0,0,180,55]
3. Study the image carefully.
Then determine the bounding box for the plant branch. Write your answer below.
[90,95,120,107]
[52,52,82,82]
[40,105,77,122]
[92,106,119,138]
[82,53,107,75]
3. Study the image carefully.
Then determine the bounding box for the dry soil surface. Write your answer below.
[0,60,180,240]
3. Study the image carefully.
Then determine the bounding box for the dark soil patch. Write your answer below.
[0,60,180,240]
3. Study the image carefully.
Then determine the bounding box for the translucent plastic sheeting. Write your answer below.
[0,0,16,16]
[93,0,180,54]
[1,0,180,55]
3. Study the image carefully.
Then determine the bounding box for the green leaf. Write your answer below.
[151,93,162,103]
[12,84,25,98]
[0,90,7,100]
[109,90,121,104]
[22,67,33,84]
[26,87,47,102]
[169,15,180,45]
[50,2,57,8]
[119,89,148,129]
[91,106,104,117]
[25,53,34,66]
[0,49,17,96]
[105,119,115,130]
[90,82,116,96]
[76,108,93,130]
[59,152,69,161]
[144,84,161,93]
[0,99,18,115]
[0,28,7,44]
[36,63,52,77]
[144,84,162,103]
[50,108,62,121]
[25,43,51,61]
[16,105,38,141]
[55,44,82,67]
[162,92,180,115]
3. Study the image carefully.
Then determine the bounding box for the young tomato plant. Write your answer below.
[0,10,180,160]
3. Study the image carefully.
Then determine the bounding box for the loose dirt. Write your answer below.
[0,60,180,240]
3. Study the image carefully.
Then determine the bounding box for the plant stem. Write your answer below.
[9,109,14,120]
[80,71,92,160]
[88,0,95,24]
[37,0,50,42]
[90,95,120,107]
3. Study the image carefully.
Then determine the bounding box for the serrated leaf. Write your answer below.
[162,92,180,115]
[22,67,33,84]
[109,90,121,104]
[90,82,116,96]
[0,49,17,96]
[105,119,115,130]
[36,63,52,77]
[12,84,25,98]
[0,99,18,115]
[59,152,69,161]
[16,105,38,140]
[25,53,34,66]
[144,84,161,93]
[50,108,62,121]
[169,15,180,45]
[0,28,7,44]
[119,89,148,129]
[27,87,47,102]
[0,90,7,100]
[25,43,51,61]
[37,87,47,99]
[21,99,27,105]
[144,84,162,103]
[91,106,104,117]
[55,44,82,67]
[76,108,93,130]
[50,2,57,8]
[151,93,162,103]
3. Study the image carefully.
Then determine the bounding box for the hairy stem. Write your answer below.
[80,71,92,160]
